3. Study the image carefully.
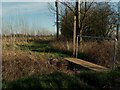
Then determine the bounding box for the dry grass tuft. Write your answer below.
[50,40,73,52]
[79,41,114,67]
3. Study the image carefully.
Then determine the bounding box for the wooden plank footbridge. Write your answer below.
[64,58,110,72]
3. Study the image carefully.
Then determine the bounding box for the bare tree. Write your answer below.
[48,1,117,40]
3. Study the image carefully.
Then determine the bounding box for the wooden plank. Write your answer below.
[64,58,110,72]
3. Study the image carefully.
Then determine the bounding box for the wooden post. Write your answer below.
[117,1,119,41]
[73,16,76,57]
[55,0,59,40]
[113,38,117,70]
[76,1,78,35]
[78,0,81,30]
[77,0,81,41]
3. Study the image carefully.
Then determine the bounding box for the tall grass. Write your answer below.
[51,40,120,68]
[50,40,73,52]
[79,41,114,67]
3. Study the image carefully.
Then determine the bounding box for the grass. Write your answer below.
[2,72,90,89]
[18,39,72,57]
[77,70,120,88]
[2,38,72,81]
[2,70,120,89]
[2,36,120,89]
[51,40,120,68]
[4,36,119,68]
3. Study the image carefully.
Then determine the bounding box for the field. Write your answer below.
[2,35,120,89]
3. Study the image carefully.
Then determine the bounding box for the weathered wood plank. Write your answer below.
[64,58,110,72]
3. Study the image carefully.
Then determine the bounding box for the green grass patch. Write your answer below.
[76,70,120,88]
[3,72,90,89]
[18,40,72,57]
[39,52,69,58]
[3,71,120,89]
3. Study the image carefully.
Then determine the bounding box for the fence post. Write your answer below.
[55,0,59,40]
[76,36,79,58]
[113,38,117,70]
[73,16,76,57]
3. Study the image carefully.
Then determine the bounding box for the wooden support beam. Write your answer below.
[73,16,76,57]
